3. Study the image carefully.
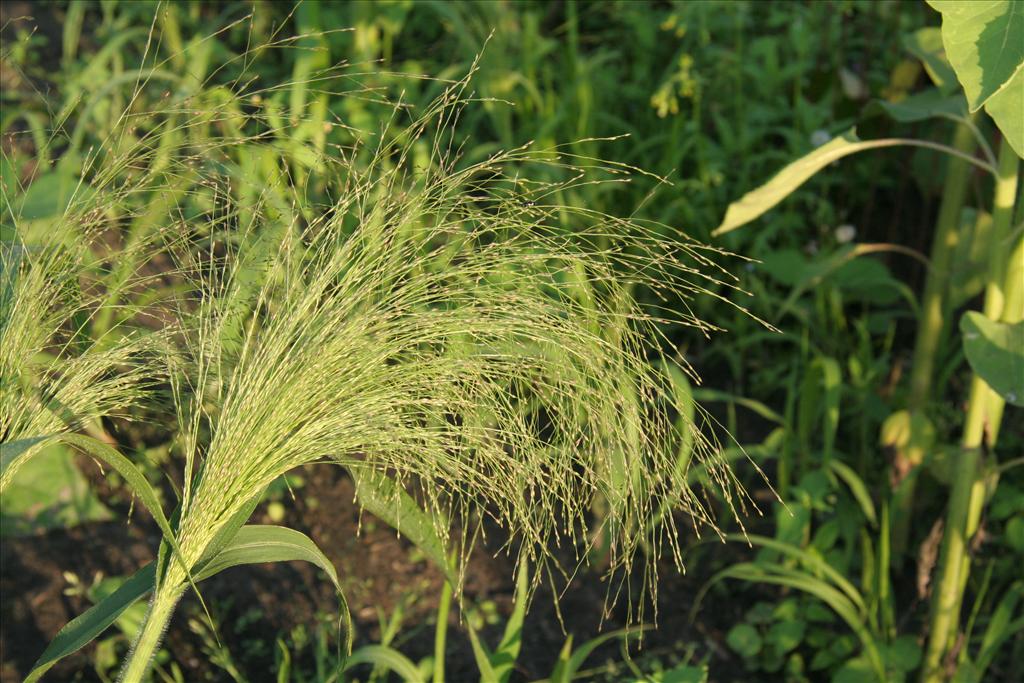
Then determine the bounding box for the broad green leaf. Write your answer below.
[961,312,1024,405]
[15,169,96,220]
[928,0,1024,156]
[25,564,157,683]
[883,635,922,672]
[866,88,968,123]
[344,645,424,683]
[0,440,111,535]
[726,623,762,658]
[351,469,458,586]
[655,665,709,683]
[767,619,806,654]
[903,28,959,94]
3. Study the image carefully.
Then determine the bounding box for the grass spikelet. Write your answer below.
[0,175,161,492]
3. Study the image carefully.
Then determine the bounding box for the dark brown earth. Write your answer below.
[1,459,756,682]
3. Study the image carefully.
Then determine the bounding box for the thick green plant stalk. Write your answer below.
[920,139,1020,683]
[889,118,977,553]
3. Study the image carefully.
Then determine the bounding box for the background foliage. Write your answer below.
[1,1,1021,682]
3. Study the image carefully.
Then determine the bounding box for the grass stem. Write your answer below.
[920,138,1020,683]
[119,586,183,683]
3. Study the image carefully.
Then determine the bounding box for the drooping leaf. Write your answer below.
[903,27,960,94]
[26,523,351,680]
[0,440,112,535]
[25,564,157,683]
[2,434,177,555]
[827,460,877,528]
[865,88,968,123]
[698,563,883,680]
[0,435,54,479]
[928,0,1024,156]
[351,469,458,586]
[192,525,352,654]
[713,129,994,236]
[714,132,866,236]
[723,534,866,615]
[343,645,425,683]
[961,312,1024,405]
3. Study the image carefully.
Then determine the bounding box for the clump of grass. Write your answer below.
[4,32,754,680]
[0,185,159,491]
[165,71,748,607]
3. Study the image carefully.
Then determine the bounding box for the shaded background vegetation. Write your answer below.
[2,1,1021,682]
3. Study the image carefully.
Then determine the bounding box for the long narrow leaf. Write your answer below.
[700,562,883,680]
[343,645,425,683]
[25,563,157,683]
[713,129,995,235]
[351,469,458,587]
[492,560,529,683]
[193,525,352,654]
[723,534,867,614]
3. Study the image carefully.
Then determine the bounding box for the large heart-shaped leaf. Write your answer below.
[961,312,1024,406]
[928,1,1024,156]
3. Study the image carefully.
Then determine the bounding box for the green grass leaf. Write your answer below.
[344,645,425,683]
[25,563,157,683]
[351,470,458,587]
[192,525,352,655]
[714,129,995,235]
